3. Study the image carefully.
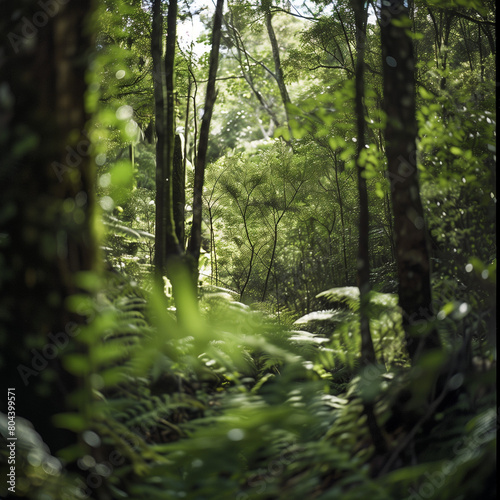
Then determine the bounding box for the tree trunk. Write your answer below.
[173,134,185,249]
[261,223,279,302]
[264,7,291,127]
[164,0,182,261]
[152,0,167,279]
[0,0,97,454]
[380,0,441,363]
[333,151,350,284]
[353,0,377,366]
[352,0,387,461]
[153,0,181,281]
[207,205,217,284]
[188,0,224,285]
[440,11,454,90]
[226,7,282,132]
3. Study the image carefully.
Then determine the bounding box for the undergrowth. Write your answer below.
[0,270,496,500]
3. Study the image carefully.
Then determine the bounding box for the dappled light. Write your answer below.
[0,0,496,499]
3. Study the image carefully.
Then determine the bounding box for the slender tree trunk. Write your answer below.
[189,69,199,167]
[183,76,192,172]
[333,152,350,284]
[352,0,386,461]
[459,20,474,72]
[1,0,97,454]
[173,134,185,249]
[238,193,258,301]
[241,244,256,301]
[164,0,182,261]
[479,20,495,57]
[478,24,485,82]
[261,223,279,302]
[153,0,181,282]
[353,0,377,367]
[385,192,396,261]
[152,0,167,278]
[380,0,441,363]
[274,267,281,322]
[188,0,224,285]
[439,12,453,90]
[263,7,291,127]
[129,143,135,169]
[226,8,282,132]
[208,205,216,284]
[261,176,303,301]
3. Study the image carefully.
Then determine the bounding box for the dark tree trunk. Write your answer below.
[264,7,291,128]
[153,0,181,281]
[380,0,441,363]
[164,0,181,261]
[152,0,167,278]
[0,0,97,454]
[352,0,387,460]
[333,151,350,284]
[353,0,377,366]
[188,0,224,284]
[173,134,185,249]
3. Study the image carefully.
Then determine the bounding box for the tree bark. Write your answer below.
[164,0,182,261]
[152,0,181,281]
[380,0,441,363]
[152,0,167,278]
[173,134,185,249]
[263,6,292,134]
[351,0,387,461]
[0,0,97,453]
[188,0,224,284]
[353,0,377,366]
[333,152,350,284]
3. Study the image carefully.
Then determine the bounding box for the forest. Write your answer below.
[0,0,496,499]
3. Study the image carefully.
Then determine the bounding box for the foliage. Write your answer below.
[0,0,496,499]
[1,270,495,499]
[295,286,407,376]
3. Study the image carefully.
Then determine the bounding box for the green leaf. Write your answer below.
[275,126,290,141]
[110,159,134,188]
[12,133,39,158]
[375,182,385,199]
[289,119,307,139]
[340,147,353,161]
[392,15,412,28]
[418,87,434,100]
[52,412,87,432]
[63,354,90,375]
[74,271,102,293]
[406,30,424,40]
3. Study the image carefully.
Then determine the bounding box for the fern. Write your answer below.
[12,268,494,500]
[295,286,408,372]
